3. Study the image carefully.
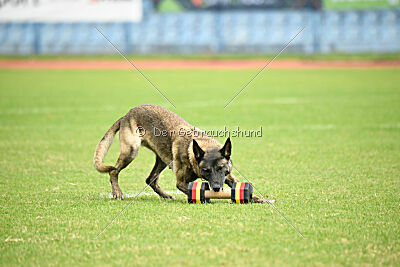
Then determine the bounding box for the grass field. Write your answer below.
[0,67,399,265]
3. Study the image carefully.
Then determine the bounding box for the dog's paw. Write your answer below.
[112,191,124,200]
[253,197,265,203]
[253,197,274,204]
[162,195,175,200]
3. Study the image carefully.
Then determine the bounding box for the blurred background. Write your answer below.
[0,0,399,55]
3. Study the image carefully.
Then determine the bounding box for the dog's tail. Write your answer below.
[93,117,123,173]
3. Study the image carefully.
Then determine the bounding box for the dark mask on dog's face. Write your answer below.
[193,138,232,192]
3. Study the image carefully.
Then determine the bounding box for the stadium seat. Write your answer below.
[1,7,400,55]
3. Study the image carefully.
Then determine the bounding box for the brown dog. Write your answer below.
[94,104,264,202]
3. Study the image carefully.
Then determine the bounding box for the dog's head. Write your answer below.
[192,138,232,192]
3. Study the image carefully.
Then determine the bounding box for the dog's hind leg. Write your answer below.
[110,121,141,200]
[146,156,173,199]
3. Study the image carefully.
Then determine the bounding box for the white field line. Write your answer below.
[379,123,400,129]
[99,190,275,204]
[302,124,335,130]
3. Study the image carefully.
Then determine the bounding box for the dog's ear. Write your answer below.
[193,139,205,163]
[220,137,231,160]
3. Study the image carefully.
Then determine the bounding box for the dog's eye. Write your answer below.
[202,168,211,173]
[225,170,229,176]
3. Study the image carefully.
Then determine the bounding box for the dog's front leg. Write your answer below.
[176,180,189,195]
[175,168,191,195]
[225,173,268,203]
[225,173,240,188]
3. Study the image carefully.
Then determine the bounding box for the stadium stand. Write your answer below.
[0,0,399,55]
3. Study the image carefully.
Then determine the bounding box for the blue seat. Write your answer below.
[248,27,270,46]
[361,24,379,43]
[381,10,397,25]
[343,11,360,26]
[19,24,34,53]
[40,24,58,49]
[0,24,8,44]
[129,23,143,45]
[198,12,215,28]
[250,12,268,26]
[324,11,341,25]
[362,11,379,27]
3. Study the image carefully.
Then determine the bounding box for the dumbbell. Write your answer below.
[187,181,253,204]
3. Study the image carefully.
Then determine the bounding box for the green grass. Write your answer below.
[0,68,399,265]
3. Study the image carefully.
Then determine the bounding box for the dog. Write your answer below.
[94,104,265,203]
